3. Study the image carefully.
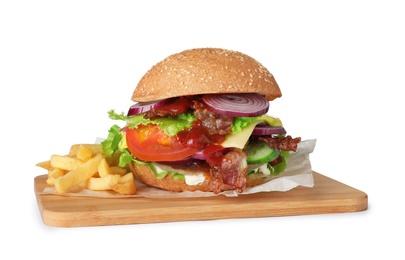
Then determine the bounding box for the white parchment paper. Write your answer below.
[40,139,316,198]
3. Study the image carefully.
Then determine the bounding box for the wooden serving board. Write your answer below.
[34,172,368,227]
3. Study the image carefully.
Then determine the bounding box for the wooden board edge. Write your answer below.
[34,172,368,227]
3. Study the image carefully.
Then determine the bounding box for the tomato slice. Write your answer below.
[125,124,199,162]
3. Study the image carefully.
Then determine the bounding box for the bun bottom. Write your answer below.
[129,162,270,193]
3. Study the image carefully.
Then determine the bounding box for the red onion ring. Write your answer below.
[191,151,206,160]
[127,99,171,116]
[192,147,229,160]
[202,93,269,117]
[252,124,286,135]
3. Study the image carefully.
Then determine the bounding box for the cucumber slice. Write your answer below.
[244,140,280,164]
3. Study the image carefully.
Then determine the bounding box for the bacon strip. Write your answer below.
[207,148,248,194]
[192,99,233,136]
[259,135,301,152]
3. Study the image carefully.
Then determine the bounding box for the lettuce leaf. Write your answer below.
[101,124,122,157]
[232,116,259,133]
[107,110,195,136]
[232,115,282,134]
[269,150,290,176]
[148,163,186,181]
[101,124,145,167]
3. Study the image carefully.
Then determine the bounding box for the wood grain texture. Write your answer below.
[34,172,368,227]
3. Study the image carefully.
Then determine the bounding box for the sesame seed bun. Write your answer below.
[132,48,282,102]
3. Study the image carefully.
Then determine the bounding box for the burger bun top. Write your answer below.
[132,48,282,102]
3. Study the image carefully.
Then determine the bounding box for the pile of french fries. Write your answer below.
[36,144,136,195]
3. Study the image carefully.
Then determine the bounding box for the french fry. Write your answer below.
[98,158,112,178]
[69,143,103,157]
[36,160,53,170]
[46,168,66,185]
[76,145,94,161]
[54,154,102,194]
[38,143,137,195]
[111,172,137,195]
[110,166,128,176]
[50,154,84,171]
[47,168,66,178]
[105,150,121,166]
[119,172,135,183]
[86,174,120,191]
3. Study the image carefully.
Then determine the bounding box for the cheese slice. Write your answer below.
[221,115,282,149]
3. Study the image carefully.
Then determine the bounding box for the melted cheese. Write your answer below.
[222,115,282,149]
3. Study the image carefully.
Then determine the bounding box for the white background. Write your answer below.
[1,0,404,259]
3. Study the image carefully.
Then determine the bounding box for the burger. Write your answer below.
[102,48,301,194]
